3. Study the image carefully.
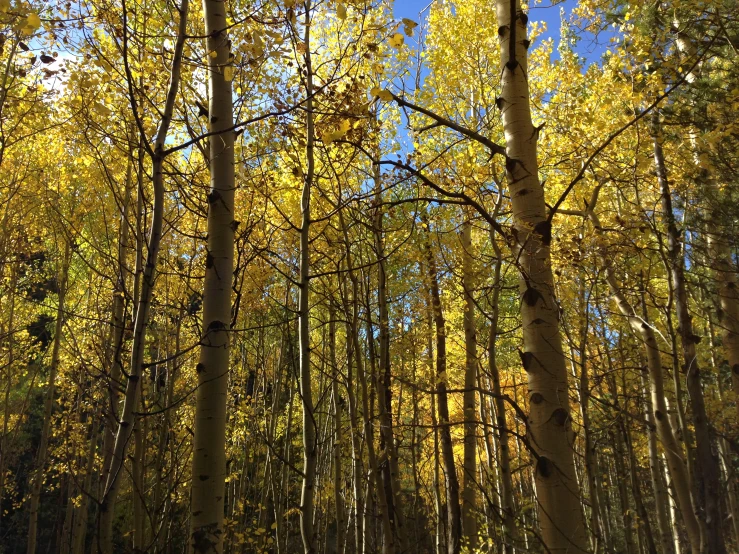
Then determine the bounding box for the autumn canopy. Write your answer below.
[0,0,737,553]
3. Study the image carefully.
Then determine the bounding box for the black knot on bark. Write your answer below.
[534,220,552,246]
[530,392,544,404]
[552,408,568,426]
[522,287,543,307]
[196,363,205,373]
[537,456,552,478]
[206,320,226,332]
[519,349,534,371]
[207,190,221,204]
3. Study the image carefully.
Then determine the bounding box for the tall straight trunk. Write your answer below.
[640,367,674,554]
[99,3,188,551]
[329,300,346,554]
[707,224,739,420]
[621,412,656,554]
[427,299,446,554]
[372,161,406,550]
[460,208,477,551]
[297,5,317,552]
[653,113,724,553]
[423,221,461,554]
[573,273,602,553]
[340,215,394,554]
[486,226,519,552]
[188,0,235,548]
[337,232,365,554]
[493,1,586,550]
[0,266,18,532]
[27,244,71,554]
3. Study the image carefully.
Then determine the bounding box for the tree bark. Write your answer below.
[460,208,477,552]
[423,218,461,554]
[653,113,724,553]
[493,0,587,550]
[188,0,235,548]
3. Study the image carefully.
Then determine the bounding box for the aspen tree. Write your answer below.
[296,3,317,552]
[26,243,70,554]
[423,216,461,554]
[653,112,725,553]
[493,0,586,550]
[586,202,702,554]
[98,3,189,550]
[189,0,236,547]
[460,206,477,551]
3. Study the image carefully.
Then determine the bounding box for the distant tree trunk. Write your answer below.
[486,225,519,553]
[188,0,235,549]
[423,218,461,554]
[640,367,674,554]
[296,5,317,552]
[493,1,586,549]
[653,113,724,553]
[27,243,70,554]
[603,264,701,553]
[339,209,394,554]
[372,160,406,551]
[460,207,477,551]
[329,300,346,554]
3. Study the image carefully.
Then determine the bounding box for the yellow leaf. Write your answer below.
[224,65,234,82]
[388,33,404,49]
[336,2,347,20]
[402,18,418,37]
[27,13,41,29]
[338,119,351,134]
[209,50,218,58]
[377,89,393,101]
[0,0,10,13]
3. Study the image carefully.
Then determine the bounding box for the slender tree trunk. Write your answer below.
[493,1,586,549]
[423,220,461,554]
[604,265,701,553]
[460,208,477,551]
[297,6,317,551]
[329,300,346,554]
[27,243,70,554]
[372,161,407,551]
[486,227,519,553]
[640,367,674,554]
[707,223,739,421]
[99,4,188,551]
[653,113,724,553]
[188,0,235,548]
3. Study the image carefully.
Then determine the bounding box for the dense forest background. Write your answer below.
[0,0,737,553]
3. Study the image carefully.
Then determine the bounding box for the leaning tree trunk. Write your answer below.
[653,113,724,553]
[26,244,70,554]
[99,3,189,552]
[603,263,701,554]
[188,0,235,549]
[493,0,586,550]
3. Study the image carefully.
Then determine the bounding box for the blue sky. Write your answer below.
[392,0,612,65]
